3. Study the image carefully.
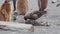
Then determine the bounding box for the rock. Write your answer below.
[24,11,47,20]
[0,21,34,32]
[25,19,49,26]
[25,19,40,26]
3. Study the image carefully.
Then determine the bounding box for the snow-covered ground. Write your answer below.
[0,0,60,34]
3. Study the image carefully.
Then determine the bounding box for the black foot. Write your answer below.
[52,1,55,3]
[56,3,60,7]
[13,12,18,21]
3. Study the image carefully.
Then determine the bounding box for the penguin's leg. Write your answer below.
[13,0,16,11]
[40,0,48,11]
[38,0,42,11]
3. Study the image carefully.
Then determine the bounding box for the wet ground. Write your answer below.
[0,0,60,34]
